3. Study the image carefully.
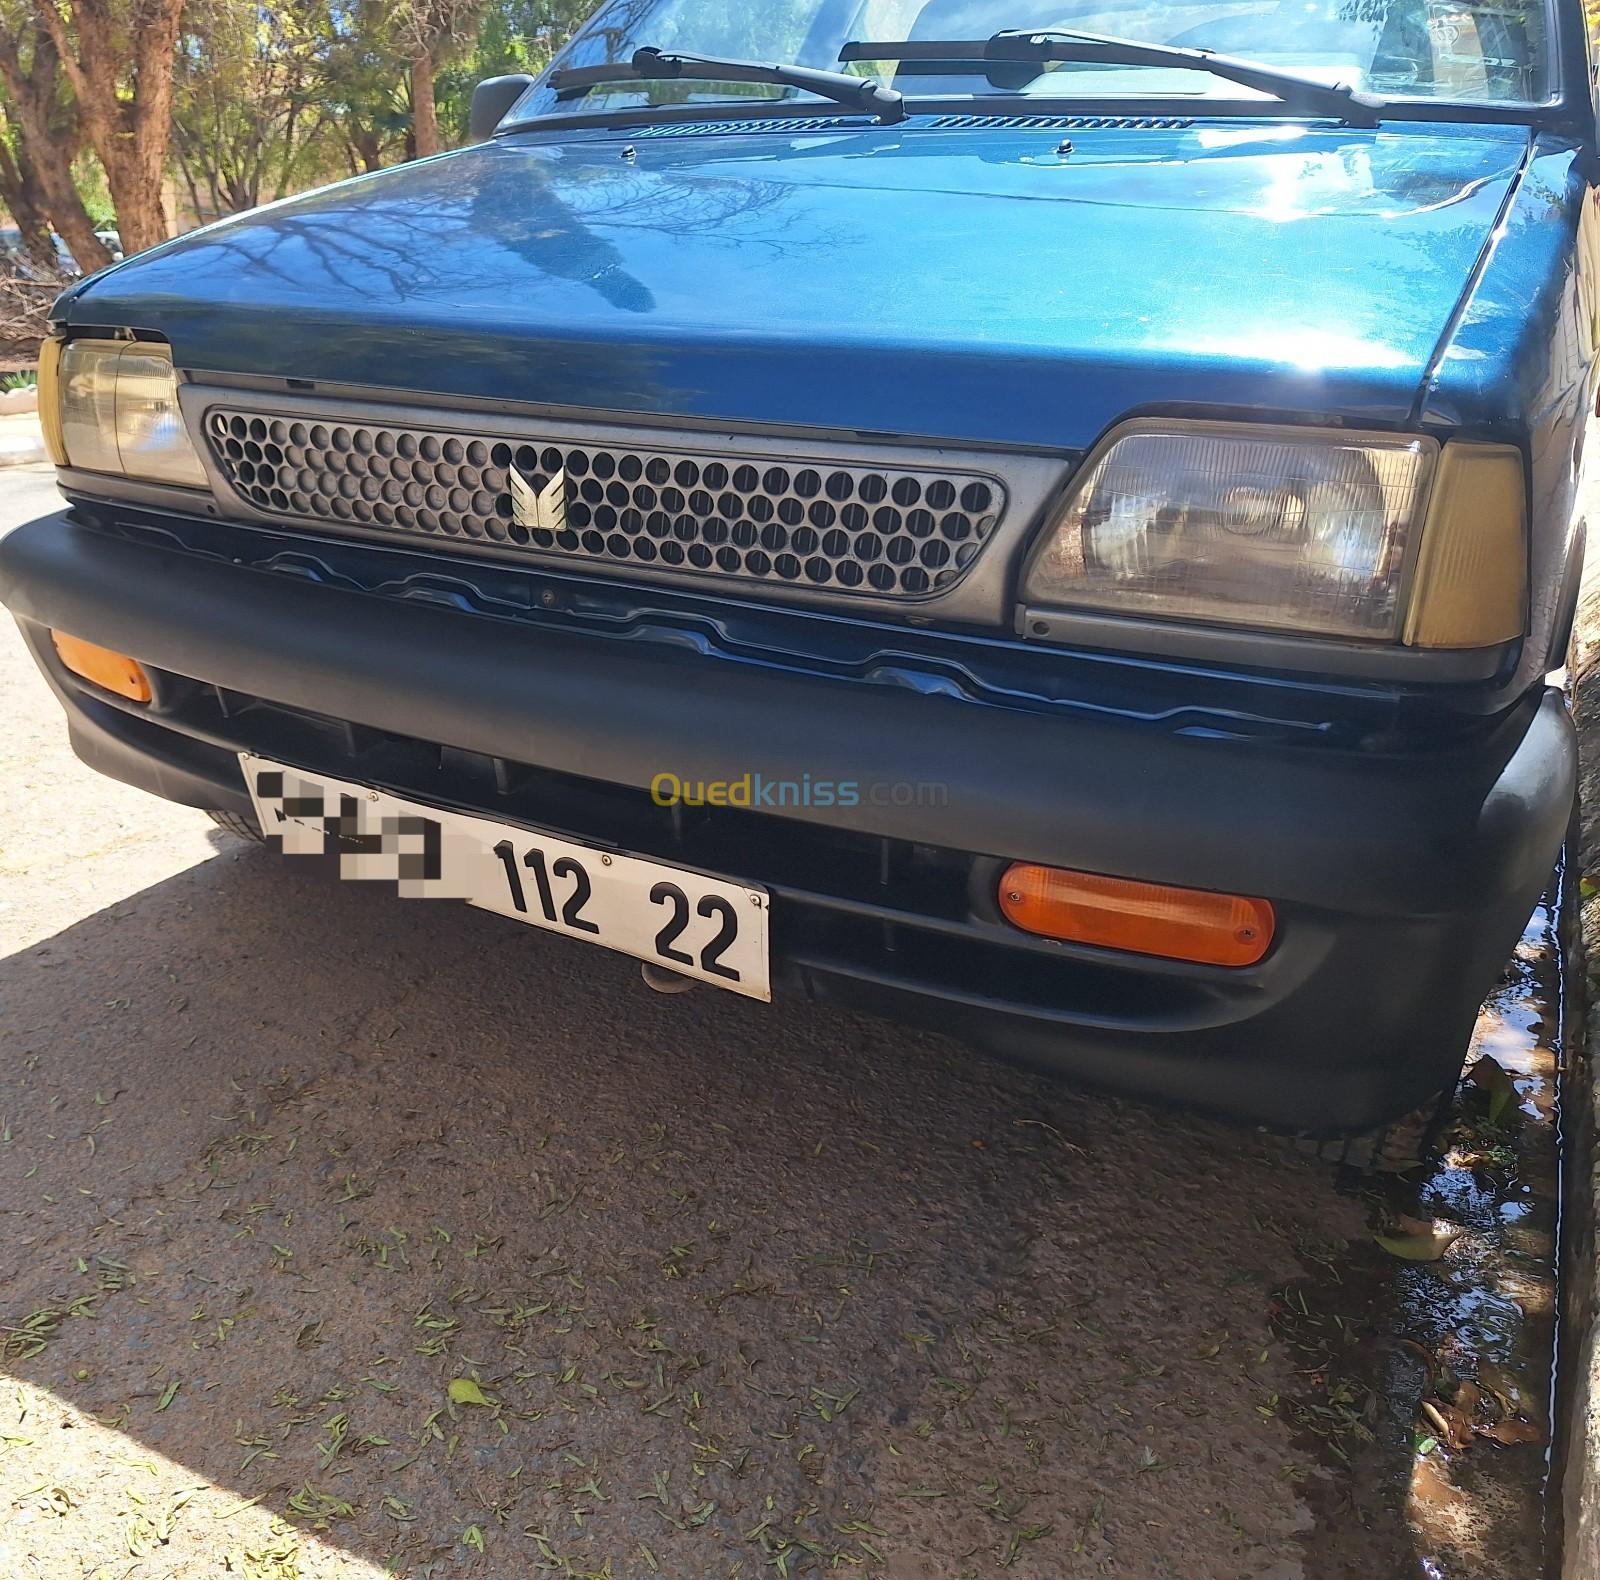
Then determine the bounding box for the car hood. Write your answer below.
[62,120,1529,449]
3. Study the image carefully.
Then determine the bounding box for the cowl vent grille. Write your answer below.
[926,113,1194,130]
[619,112,1195,137]
[204,408,1007,600]
[626,116,862,137]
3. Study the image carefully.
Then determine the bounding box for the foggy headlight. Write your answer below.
[1023,422,1439,642]
[43,336,208,488]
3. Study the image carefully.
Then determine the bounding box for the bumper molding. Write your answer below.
[1,510,1577,1132]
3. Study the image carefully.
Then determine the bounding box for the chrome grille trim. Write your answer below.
[201,406,1010,599]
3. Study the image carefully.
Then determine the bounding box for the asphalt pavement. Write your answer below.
[0,464,1560,1580]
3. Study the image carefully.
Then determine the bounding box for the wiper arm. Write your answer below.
[840,29,1386,127]
[546,46,905,124]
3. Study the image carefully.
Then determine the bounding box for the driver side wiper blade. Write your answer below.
[546,46,906,124]
[840,29,1387,127]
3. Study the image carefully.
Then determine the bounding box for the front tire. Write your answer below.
[207,808,264,843]
[1294,1085,1456,1173]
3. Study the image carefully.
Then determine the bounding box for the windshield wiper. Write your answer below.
[546,46,906,124]
[840,29,1386,126]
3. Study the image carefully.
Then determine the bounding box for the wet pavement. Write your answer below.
[1278,888,1570,1579]
[0,465,1575,1579]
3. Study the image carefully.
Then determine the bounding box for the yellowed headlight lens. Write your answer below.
[54,338,207,488]
[1401,443,1526,649]
[57,338,122,475]
[36,336,66,465]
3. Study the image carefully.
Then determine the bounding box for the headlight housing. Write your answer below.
[40,336,208,488]
[1024,422,1444,643]
[1023,422,1528,655]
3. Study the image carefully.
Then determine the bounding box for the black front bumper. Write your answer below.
[0,510,1576,1132]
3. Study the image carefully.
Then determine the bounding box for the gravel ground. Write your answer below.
[0,465,1564,1580]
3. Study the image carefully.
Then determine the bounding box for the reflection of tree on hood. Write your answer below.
[469,153,656,313]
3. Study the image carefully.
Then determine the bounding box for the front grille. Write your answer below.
[204,408,1008,599]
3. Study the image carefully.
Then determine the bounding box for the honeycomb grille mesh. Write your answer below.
[204,408,1007,598]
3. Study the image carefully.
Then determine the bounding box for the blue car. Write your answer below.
[1,0,1588,1142]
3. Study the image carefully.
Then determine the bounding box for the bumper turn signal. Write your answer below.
[999,863,1273,967]
[50,630,152,703]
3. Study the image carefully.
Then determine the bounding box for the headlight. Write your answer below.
[1024,422,1445,643]
[41,336,208,488]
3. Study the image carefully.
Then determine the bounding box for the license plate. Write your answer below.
[240,753,771,1000]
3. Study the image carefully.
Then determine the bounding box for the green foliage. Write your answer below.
[70,155,114,230]
[172,0,430,200]
[307,0,416,173]
[437,0,592,143]
[174,0,338,216]
[6,0,881,228]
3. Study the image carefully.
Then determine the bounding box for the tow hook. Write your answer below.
[640,962,696,995]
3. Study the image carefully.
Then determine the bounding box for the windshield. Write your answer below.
[522,0,1552,120]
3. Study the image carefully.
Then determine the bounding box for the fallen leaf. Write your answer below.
[1395,1213,1441,1237]
[1473,1416,1544,1447]
[1476,1361,1534,1420]
[1467,1056,1519,1126]
[1395,1337,1438,1387]
[1374,1221,1463,1262]
[447,1378,490,1407]
[1420,1399,1474,1450]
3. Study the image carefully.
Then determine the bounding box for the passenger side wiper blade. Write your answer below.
[840,29,1386,127]
[546,46,906,124]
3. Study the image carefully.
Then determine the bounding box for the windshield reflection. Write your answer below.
[519,0,1549,122]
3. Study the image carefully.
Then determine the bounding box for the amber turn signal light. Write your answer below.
[50,631,152,703]
[999,863,1273,967]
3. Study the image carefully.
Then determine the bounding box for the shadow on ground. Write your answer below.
[0,834,1524,1579]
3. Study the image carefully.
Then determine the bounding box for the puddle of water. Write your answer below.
[1410,885,1565,1568]
[1283,867,1569,1580]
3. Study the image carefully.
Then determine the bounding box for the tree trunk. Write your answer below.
[175,144,207,229]
[95,146,168,253]
[35,0,184,255]
[349,124,385,174]
[32,153,111,272]
[411,48,440,158]
[0,28,112,274]
[0,139,61,272]
[15,207,59,272]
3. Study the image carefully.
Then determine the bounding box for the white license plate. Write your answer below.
[240,753,771,1000]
